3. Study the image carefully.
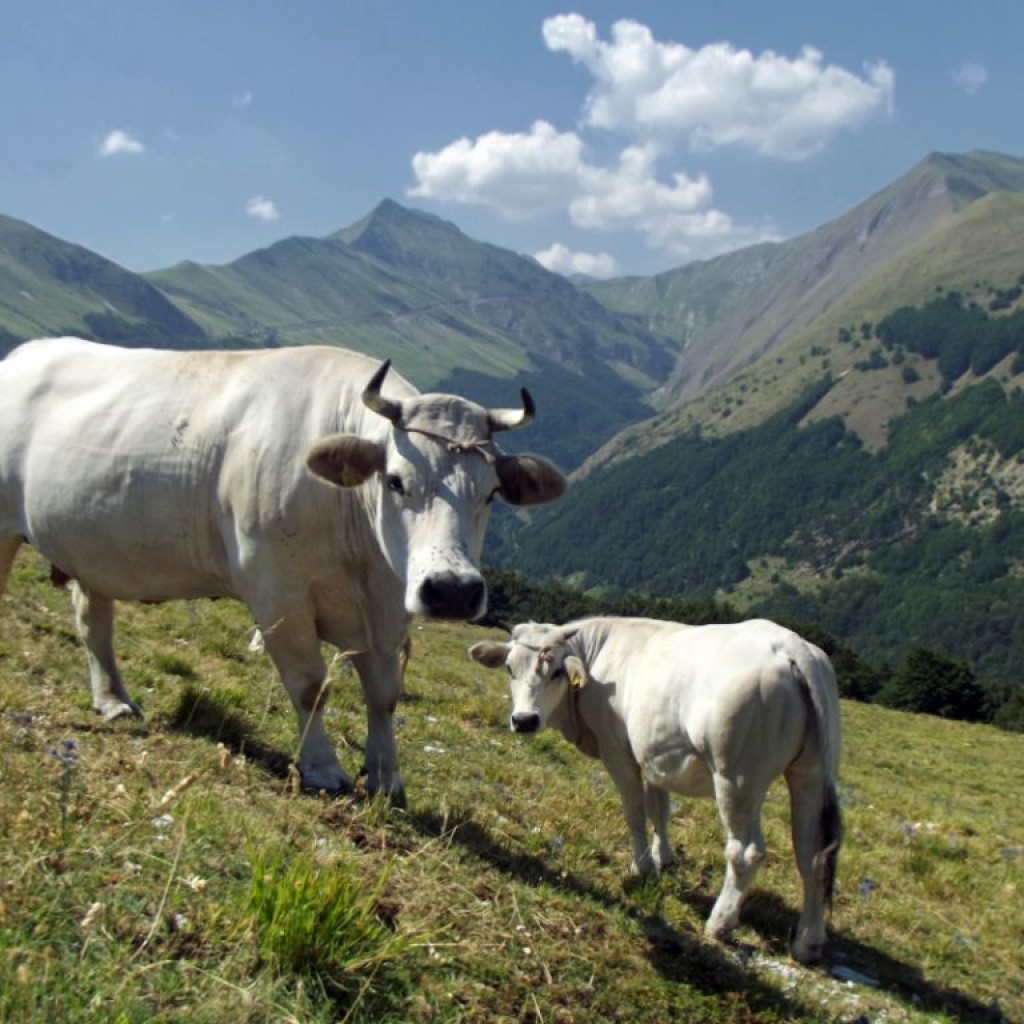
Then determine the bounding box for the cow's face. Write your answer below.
[306,362,566,621]
[469,624,585,734]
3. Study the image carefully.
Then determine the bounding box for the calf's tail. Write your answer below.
[812,781,842,911]
[791,655,843,912]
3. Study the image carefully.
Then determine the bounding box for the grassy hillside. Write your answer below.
[582,190,1024,476]
[1,550,1021,1023]
[146,201,677,394]
[0,215,206,350]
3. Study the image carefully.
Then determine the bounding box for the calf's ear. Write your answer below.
[496,454,567,507]
[564,655,588,689]
[468,640,510,669]
[306,435,386,488]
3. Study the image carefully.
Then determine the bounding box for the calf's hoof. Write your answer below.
[95,698,142,721]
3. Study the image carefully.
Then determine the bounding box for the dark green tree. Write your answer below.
[876,648,990,722]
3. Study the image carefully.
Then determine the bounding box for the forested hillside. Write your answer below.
[498,294,1024,688]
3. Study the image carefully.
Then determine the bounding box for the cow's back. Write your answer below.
[0,338,391,602]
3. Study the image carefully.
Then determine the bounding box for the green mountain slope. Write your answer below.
[585,151,1024,412]
[0,214,206,352]
[148,200,677,393]
[582,188,1024,474]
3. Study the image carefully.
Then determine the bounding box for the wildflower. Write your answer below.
[47,738,78,767]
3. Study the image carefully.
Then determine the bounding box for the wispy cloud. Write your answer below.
[953,62,987,96]
[246,195,280,221]
[98,129,145,157]
[409,14,888,264]
[232,89,254,109]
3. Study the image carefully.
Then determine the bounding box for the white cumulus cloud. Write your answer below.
[246,195,280,221]
[543,14,894,159]
[534,243,617,279]
[953,62,987,96]
[98,129,145,157]
[410,120,584,215]
[408,15,891,265]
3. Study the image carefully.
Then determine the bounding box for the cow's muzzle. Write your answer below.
[417,571,486,621]
[511,712,541,734]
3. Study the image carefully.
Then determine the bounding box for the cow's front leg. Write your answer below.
[70,583,141,720]
[260,612,350,794]
[351,650,405,805]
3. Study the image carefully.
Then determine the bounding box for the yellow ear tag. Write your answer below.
[569,667,584,689]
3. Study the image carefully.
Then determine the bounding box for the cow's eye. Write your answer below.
[551,666,566,682]
[385,474,406,496]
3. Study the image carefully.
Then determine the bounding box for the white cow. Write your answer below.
[0,338,565,802]
[469,616,842,963]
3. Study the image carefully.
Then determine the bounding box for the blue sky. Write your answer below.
[1,1,1020,277]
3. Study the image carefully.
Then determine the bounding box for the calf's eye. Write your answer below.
[386,474,405,496]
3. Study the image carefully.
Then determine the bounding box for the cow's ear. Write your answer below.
[306,435,385,488]
[564,655,588,689]
[468,640,509,669]
[496,454,567,507]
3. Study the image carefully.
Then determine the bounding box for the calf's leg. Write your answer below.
[604,753,655,875]
[644,783,674,870]
[706,773,766,942]
[786,767,839,963]
[70,583,141,720]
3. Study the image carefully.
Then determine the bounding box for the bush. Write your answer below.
[876,648,990,722]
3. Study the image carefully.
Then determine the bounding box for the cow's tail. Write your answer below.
[791,652,843,913]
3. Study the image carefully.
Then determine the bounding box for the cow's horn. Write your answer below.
[362,360,403,425]
[488,388,535,433]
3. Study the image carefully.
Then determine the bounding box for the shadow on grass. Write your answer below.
[409,805,1003,1024]
[164,685,294,781]
[407,806,818,1022]
[727,890,1003,1023]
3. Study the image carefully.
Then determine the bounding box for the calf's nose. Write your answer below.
[511,711,541,734]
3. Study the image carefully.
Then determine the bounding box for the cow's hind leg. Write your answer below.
[706,773,766,943]
[70,583,141,720]
[258,609,351,794]
[351,649,405,804]
[0,535,23,596]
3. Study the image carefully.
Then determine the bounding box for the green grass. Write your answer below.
[1,549,1022,1023]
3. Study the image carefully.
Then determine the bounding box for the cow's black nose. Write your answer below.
[511,712,541,734]
[418,572,486,621]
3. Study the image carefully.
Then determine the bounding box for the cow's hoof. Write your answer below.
[364,775,406,808]
[300,765,353,795]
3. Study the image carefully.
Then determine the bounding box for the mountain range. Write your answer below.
[3,149,1024,684]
